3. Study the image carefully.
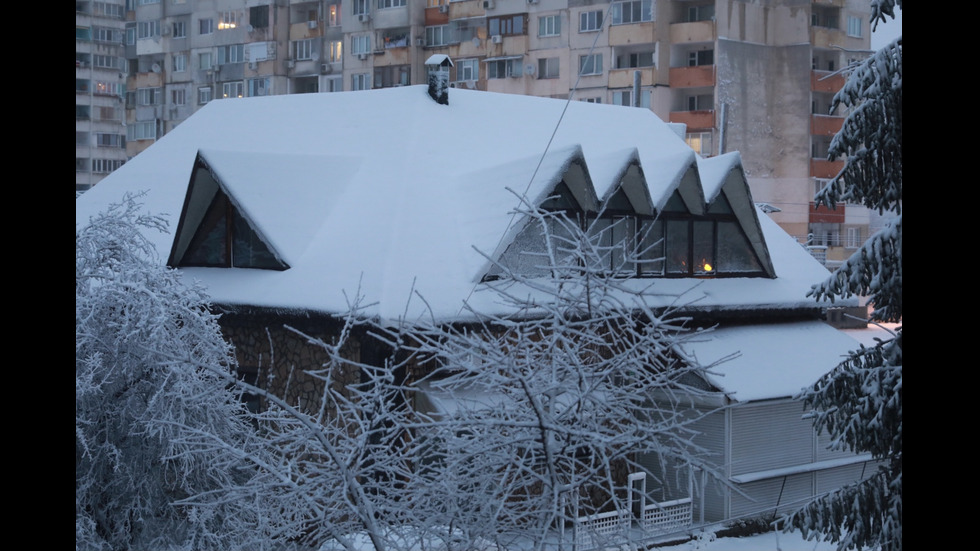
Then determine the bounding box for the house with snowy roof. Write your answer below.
[75,81,875,536]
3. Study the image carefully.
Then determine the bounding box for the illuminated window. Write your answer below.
[221,81,244,99]
[218,11,239,30]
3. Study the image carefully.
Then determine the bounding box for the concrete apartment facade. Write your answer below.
[75,0,874,265]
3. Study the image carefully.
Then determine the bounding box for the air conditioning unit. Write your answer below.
[527,0,539,4]
[320,63,332,74]
[358,13,370,23]
[249,61,258,70]
[439,4,448,13]
[358,53,368,60]
[491,34,502,44]
[286,59,295,68]
[161,26,171,36]
[308,20,318,29]
[483,0,495,9]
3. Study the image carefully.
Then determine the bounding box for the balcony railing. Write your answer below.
[811,70,845,93]
[669,110,715,130]
[810,158,845,179]
[811,114,844,136]
[669,65,715,88]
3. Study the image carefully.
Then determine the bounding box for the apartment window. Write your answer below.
[137,20,160,39]
[200,18,214,35]
[579,10,603,32]
[377,0,406,8]
[219,11,239,30]
[847,16,862,37]
[250,6,269,29]
[93,2,124,18]
[351,35,370,55]
[373,65,410,88]
[218,44,245,65]
[328,4,340,26]
[94,26,121,43]
[687,94,712,111]
[326,76,343,92]
[352,0,369,16]
[198,86,213,104]
[687,4,714,22]
[137,87,162,105]
[138,0,160,4]
[812,6,839,29]
[77,26,92,41]
[613,90,650,108]
[76,105,91,120]
[199,52,213,70]
[538,57,559,79]
[688,49,713,66]
[582,97,602,104]
[845,227,861,248]
[171,88,186,105]
[426,25,449,47]
[76,78,91,93]
[487,58,521,79]
[76,132,89,146]
[450,18,480,43]
[382,28,410,48]
[94,81,122,97]
[173,53,187,72]
[92,159,125,174]
[172,21,186,38]
[328,41,343,62]
[352,73,370,91]
[222,81,244,99]
[685,131,713,156]
[96,133,125,148]
[615,51,654,69]
[611,0,653,24]
[92,55,118,69]
[579,54,602,75]
[248,77,271,97]
[539,14,560,37]
[77,158,89,173]
[489,14,526,37]
[455,58,478,82]
[99,106,121,122]
[294,39,314,60]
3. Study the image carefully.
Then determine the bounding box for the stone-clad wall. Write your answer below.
[217,309,363,415]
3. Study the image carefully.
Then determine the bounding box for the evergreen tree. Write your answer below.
[788,2,902,550]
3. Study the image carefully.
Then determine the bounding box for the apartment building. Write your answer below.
[80,0,873,264]
[76,0,130,192]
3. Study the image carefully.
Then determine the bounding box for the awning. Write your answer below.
[483,55,524,63]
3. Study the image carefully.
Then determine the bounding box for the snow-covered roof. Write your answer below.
[675,320,862,402]
[76,85,849,324]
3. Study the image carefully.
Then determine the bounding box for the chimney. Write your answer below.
[425,54,453,105]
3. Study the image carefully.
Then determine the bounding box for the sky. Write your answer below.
[871,6,902,51]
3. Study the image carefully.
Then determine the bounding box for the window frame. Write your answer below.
[610,0,654,25]
[538,14,561,37]
[579,10,603,32]
[538,57,559,79]
[198,86,213,104]
[199,18,214,35]
[579,53,603,76]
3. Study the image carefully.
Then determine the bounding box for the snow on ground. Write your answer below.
[653,529,853,550]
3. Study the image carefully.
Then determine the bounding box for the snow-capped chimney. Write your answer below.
[425,54,453,106]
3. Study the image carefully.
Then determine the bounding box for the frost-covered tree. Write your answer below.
[387,200,722,551]
[76,196,279,550]
[788,2,902,550]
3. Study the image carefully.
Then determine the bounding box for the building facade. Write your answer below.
[76,0,129,192]
[75,0,874,264]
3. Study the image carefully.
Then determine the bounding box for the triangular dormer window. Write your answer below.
[169,155,288,270]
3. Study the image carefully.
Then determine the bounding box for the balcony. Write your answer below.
[669,110,715,130]
[289,20,322,39]
[810,158,845,179]
[609,20,656,45]
[811,70,845,93]
[669,20,714,44]
[811,114,844,136]
[669,65,714,88]
[609,66,656,88]
[810,26,845,49]
[809,202,846,224]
